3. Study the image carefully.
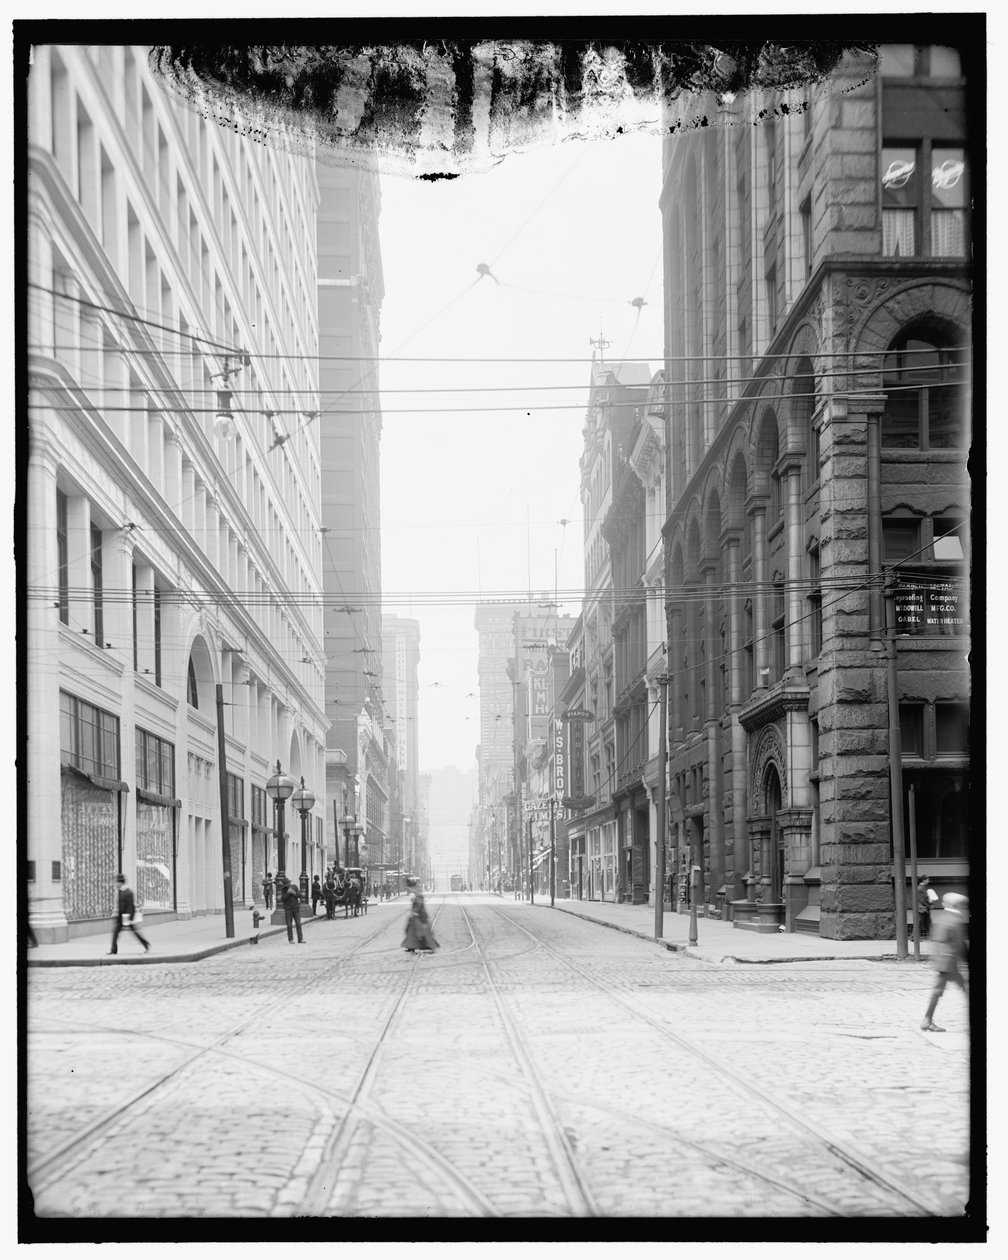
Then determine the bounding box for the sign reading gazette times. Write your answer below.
[893,570,967,636]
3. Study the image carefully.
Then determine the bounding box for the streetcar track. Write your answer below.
[489,904,938,1217]
[458,903,600,1217]
[296,901,501,1218]
[26,912,396,1190]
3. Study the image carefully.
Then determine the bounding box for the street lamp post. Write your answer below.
[353,822,364,868]
[291,777,316,908]
[265,761,295,925]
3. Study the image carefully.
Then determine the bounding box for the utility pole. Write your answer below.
[884,580,908,959]
[215,684,235,939]
[654,674,668,942]
[529,816,534,905]
[909,782,921,961]
[549,796,556,907]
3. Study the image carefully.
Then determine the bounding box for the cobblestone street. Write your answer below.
[25,896,973,1232]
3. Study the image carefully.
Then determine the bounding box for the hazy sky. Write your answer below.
[377,129,665,773]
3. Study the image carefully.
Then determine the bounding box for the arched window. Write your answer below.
[882,327,967,450]
[187,658,199,709]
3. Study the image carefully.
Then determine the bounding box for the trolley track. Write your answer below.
[29,901,501,1218]
[488,904,939,1217]
[458,903,600,1217]
[27,912,394,1190]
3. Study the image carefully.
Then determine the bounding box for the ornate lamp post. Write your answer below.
[291,776,316,908]
[265,761,295,924]
[340,812,355,869]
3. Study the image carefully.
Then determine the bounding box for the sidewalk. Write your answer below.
[545,895,936,964]
[25,898,406,968]
[26,894,934,968]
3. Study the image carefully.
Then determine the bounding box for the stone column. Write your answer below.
[134,560,155,676]
[779,808,814,931]
[816,391,893,939]
[703,565,726,904]
[66,492,92,637]
[164,429,183,517]
[865,404,885,651]
[785,463,804,673]
[27,439,68,939]
[724,533,748,900]
[28,217,54,359]
[752,504,769,685]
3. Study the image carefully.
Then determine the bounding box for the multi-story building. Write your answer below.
[26,46,328,939]
[559,614,590,899]
[568,361,651,901]
[659,44,972,938]
[381,614,421,887]
[316,163,387,864]
[510,607,577,892]
[601,367,661,904]
[473,600,526,885]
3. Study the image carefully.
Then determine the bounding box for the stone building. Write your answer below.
[381,614,421,890]
[316,162,387,866]
[566,361,651,902]
[659,44,972,937]
[26,46,328,939]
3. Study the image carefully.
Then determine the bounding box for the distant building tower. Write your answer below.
[316,163,388,863]
[382,615,421,887]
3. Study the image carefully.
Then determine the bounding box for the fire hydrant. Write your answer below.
[251,908,264,942]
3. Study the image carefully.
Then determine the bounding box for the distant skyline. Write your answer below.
[378,129,664,773]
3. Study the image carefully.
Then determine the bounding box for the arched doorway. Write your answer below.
[765,764,784,903]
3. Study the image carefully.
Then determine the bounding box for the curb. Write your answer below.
[26,911,336,968]
[549,902,894,965]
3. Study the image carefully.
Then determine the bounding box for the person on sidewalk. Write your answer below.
[280,876,305,944]
[311,875,322,916]
[917,878,939,940]
[108,874,150,955]
[921,892,969,1032]
[262,871,274,910]
[323,871,336,919]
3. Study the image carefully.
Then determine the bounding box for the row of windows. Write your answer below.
[899,701,969,759]
[136,727,175,796]
[44,48,323,615]
[55,482,322,703]
[60,691,120,779]
[62,687,321,833]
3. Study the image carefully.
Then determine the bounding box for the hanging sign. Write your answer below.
[562,708,595,722]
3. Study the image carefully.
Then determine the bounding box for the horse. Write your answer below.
[345,876,363,917]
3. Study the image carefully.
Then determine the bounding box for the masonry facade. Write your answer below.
[659,45,972,938]
[27,46,328,939]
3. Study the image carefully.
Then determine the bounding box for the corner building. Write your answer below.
[27,47,328,939]
[659,45,972,938]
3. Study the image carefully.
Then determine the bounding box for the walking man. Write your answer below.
[108,873,150,955]
[921,892,969,1032]
[262,871,274,910]
[280,876,305,944]
[311,874,322,916]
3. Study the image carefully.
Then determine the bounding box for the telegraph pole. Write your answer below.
[884,580,909,959]
[549,796,556,907]
[215,684,235,939]
[654,674,668,942]
[529,817,534,905]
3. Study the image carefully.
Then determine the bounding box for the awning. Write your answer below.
[61,762,128,793]
[136,787,182,808]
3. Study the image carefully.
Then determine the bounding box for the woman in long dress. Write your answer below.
[402,886,439,953]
